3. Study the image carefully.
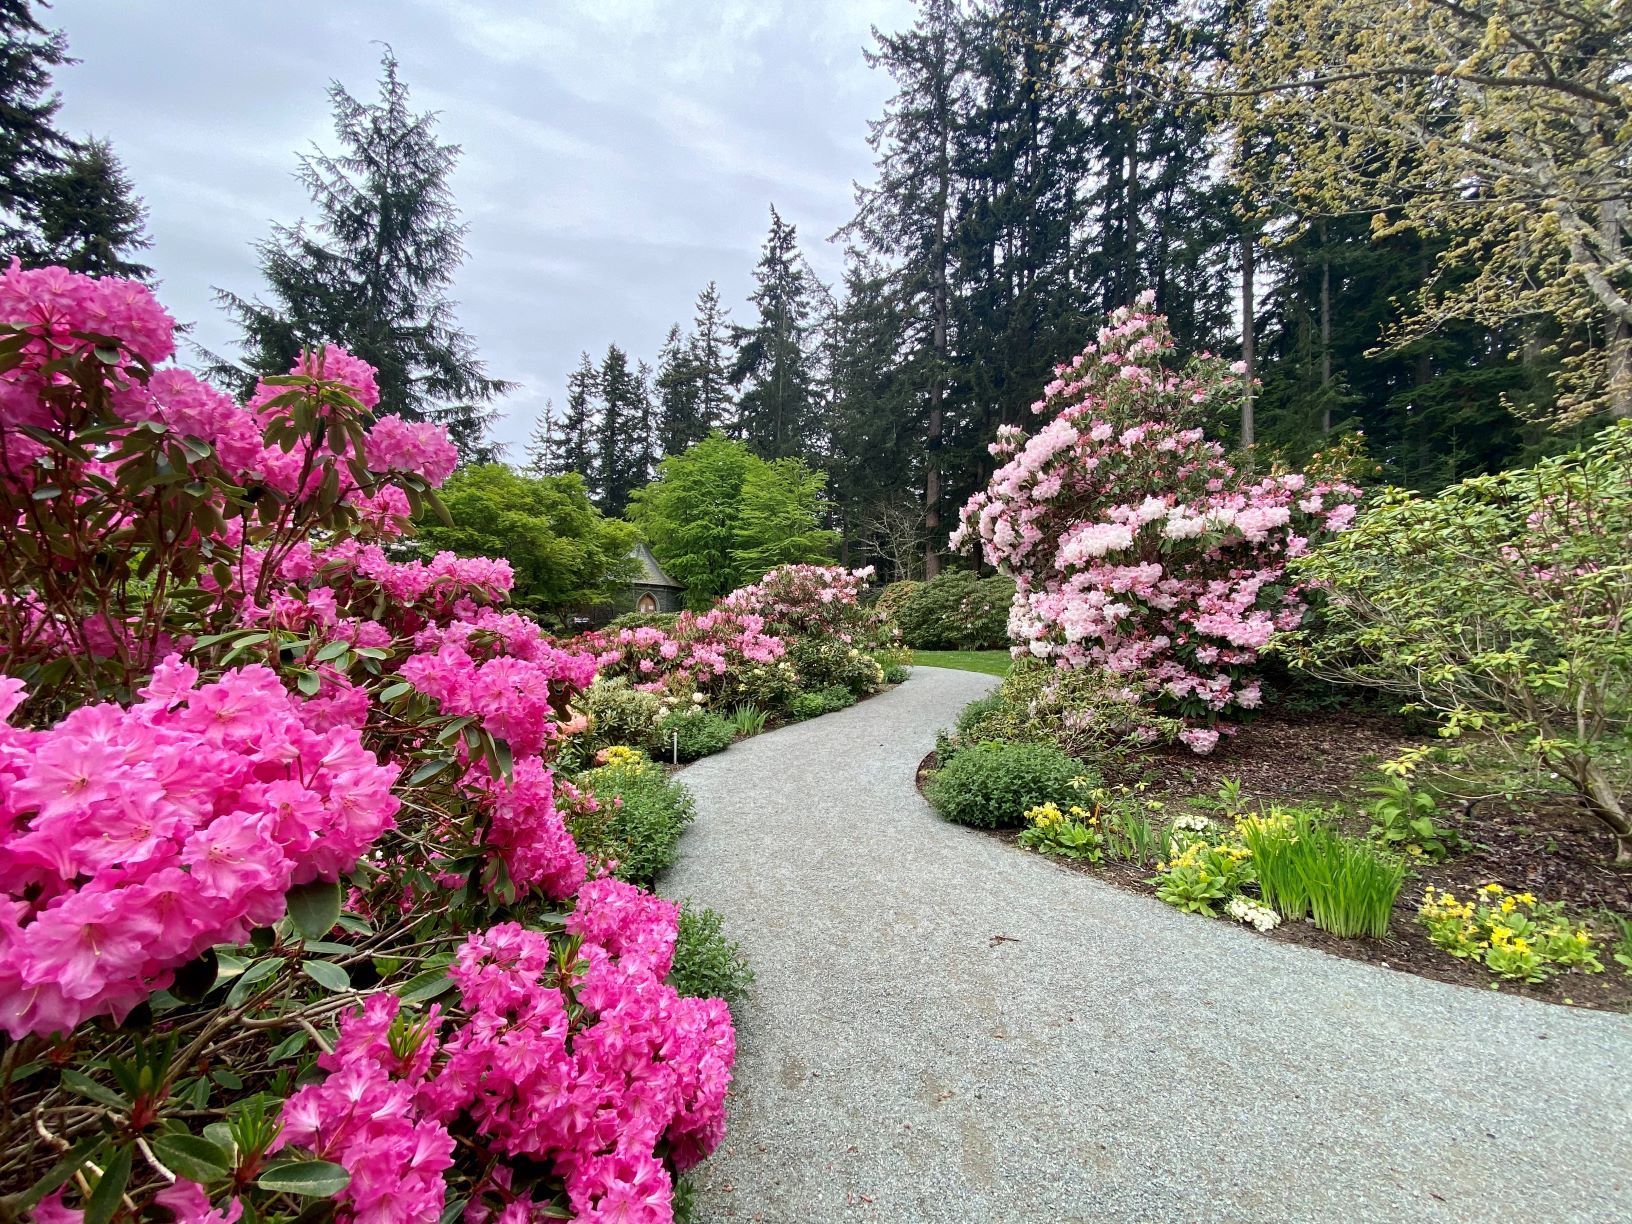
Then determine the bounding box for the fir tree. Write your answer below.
[213,50,509,460]
[555,352,600,486]
[731,206,821,462]
[0,0,73,257]
[31,136,153,279]
[523,398,557,475]
[595,343,644,514]
[655,323,704,457]
[691,280,734,435]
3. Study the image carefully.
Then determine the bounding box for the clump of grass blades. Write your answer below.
[729,704,767,737]
[1105,810,1162,865]
[1243,810,1404,938]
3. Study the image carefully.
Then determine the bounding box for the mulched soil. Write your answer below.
[917,707,1632,1013]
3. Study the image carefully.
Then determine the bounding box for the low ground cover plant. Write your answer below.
[656,705,737,762]
[789,684,857,721]
[670,902,755,1005]
[1419,884,1605,983]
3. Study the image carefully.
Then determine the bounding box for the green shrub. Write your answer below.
[654,707,736,762]
[787,636,885,696]
[580,677,663,754]
[1364,775,1462,862]
[882,662,910,685]
[874,579,923,624]
[789,684,856,721]
[606,610,680,632]
[926,740,1089,829]
[574,748,696,886]
[669,902,754,1003]
[894,569,1015,650]
[1286,421,1632,863]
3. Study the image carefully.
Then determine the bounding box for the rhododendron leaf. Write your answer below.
[287,879,343,941]
[408,756,455,785]
[334,912,373,936]
[60,1070,127,1109]
[269,1031,310,1062]
[202,1123,237,1158]
[296,669,322,697]
[396,966,455,1004]
[313,640,351,664]
[301,960,351,992]
[84,1142,132,1224]
[491,737,514,782]
[434,715,474,744]
[257,1159,351,1196]
[149,1134,232,1184]
[225,958,281,1008]
[438,1197,467,1224]
[12,1136,104,1211]
[301,940,353,956]
[425,487,453,527]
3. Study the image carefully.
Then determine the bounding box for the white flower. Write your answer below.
[691,692,706,704]
[1226,895,1280,933]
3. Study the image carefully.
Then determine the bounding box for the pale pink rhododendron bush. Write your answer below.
[953,297,1361,751]
[0,264,732,1224]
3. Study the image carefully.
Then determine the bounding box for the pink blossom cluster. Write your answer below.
[279,903,733,1224]
[716,563,885,646]
[953,301,1361,749]
[564,607,785,700]
[0,659,400,1038]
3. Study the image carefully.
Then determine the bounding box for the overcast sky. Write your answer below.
[49,0,913,453]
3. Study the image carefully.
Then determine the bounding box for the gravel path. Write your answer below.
[662,666,1632,1223]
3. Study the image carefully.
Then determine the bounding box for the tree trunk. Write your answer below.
[1602,195,1631,418]
[1579,758,1632,865]
[1241,230,1255,448]
[1319,226,1332,437]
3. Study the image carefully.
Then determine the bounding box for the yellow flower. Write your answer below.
[1482,882,1505,894]
[1516,893,1537,905]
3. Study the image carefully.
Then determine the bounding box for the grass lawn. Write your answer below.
[911,649,1014,677]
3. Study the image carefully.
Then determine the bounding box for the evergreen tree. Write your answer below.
[847,0,969,574]
[595,343,644,514]
[523,398,556,475]
[731,206,822,462]
[31,136,153,279]
[0,0,73,257]
[214,50,509,461]
[555,353,599,485]
[690,281,734,435]
[655,323,704,457]
[631,358,658,490]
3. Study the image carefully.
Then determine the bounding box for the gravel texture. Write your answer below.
[661,666,1632,1223]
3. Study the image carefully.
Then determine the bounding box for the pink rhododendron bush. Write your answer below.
[951,297,1361,751]
[0,265,732,1223]
[563,563,895,712]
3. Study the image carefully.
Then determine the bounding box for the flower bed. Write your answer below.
[0,264,732,1222]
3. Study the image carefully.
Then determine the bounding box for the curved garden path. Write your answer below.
[662,666,1632,1223]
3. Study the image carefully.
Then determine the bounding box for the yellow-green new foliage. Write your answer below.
[1419,884,1605,984]
[1287,423,1632,864]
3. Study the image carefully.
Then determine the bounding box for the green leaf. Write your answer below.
[85,1143,132,1224]
[225,956,283,1008]
[296,669,322,697]
[314,639,351,664]
[286,878,343,941]
[257,1159,352,1197]
[60,1069,127,1109]
[379,681,414,702]
[149,1133,233,1184]
[302,960,351,992]
[396,967,455,1004]
[407,757,454,785]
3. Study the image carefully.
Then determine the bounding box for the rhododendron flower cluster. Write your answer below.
[954,298,1360,749]
[717,563,884,645]
[564,607,786,700]
[278,904,733,1224]
[0,268,735,1223]
[0,661,400,1038]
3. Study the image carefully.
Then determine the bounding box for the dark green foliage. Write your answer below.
[579,679,663,755]
[594,344,655,515]
[882,662,910,684]
[577,755,696,887]
[413,465,637,613]
[605,611,681,632]
[553,353,600,485]
[731,206,823,463]
[212,50,508,461]
[654,707,735,762]
[788,685,857,721]
[30,136,152,279]
[786,637,883,696]
[669,902,753,1004]
[0,0,73,254]
[926,740,1087,829]
[892,570,1014,650]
